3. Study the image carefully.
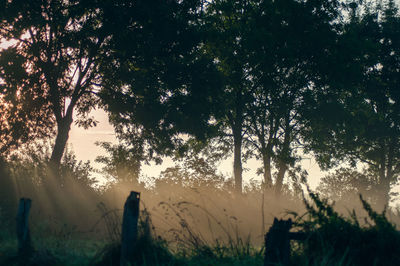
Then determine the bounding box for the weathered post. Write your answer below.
[264,218,292,266]
[120,191,140,266]
[16,198,33,258]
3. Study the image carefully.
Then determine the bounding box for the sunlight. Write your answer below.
[0,38,17,50]
[1,1,400,265]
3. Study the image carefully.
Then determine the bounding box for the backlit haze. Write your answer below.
[69,109,324,188]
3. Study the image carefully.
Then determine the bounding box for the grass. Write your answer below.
[0,224,106,266]
[0,204,263,266]
[1,192,400,266]
[290,192,400,266]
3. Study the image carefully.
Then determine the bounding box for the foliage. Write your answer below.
[242,0,340,193]
[293,192,400,265]
[6,140,96,189]
[95,141,143,185]
[317,167,380,205]
[302,0,400,206]
[60,147,97,189]
[0,0,109,165]
[156,156,229,190]
[99,0,221,162]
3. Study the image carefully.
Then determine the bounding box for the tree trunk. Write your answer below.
[377,176,391,210]
[376,146,391,210]
[50,114,73,168]
[263,152,272,188]
[275,115,291,195]
[275,162,287,195]
[233,127,243,194]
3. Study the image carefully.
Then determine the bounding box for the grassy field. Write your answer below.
[1,192,400,266]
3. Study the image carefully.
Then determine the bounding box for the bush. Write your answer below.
[293,192,400,266]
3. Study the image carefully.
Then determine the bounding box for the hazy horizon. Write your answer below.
[69,108,324,188]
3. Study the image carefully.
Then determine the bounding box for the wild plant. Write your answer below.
[91,207,175,266]
[292,192,400,266]
[157,200,262,262]
[95,202,122,243]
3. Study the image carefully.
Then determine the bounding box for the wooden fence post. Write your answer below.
[264,218,292,266]
[16,198,32,257]
[120,191,140,266]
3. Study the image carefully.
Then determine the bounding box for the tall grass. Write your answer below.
[2,146,400,265]
[290,192,400,266]
[1,189,400,265]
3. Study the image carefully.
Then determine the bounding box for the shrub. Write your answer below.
[293,192,400,266]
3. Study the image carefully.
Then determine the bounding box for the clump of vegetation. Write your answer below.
[158,200,264,265]
[291,192,400,266]
[91,209,175,266]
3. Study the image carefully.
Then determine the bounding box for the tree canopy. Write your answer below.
[302,0,400,206]
[0,0,400,204]
[0,0,109,167]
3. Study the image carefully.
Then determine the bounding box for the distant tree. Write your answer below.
[317,168,379,205]
[95,141,143,185]
[5,140,96,189]
[60,146,96,189]
[157,155,227,190]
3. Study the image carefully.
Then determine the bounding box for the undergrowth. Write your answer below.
[290,192,400,266]
[1,192,400,265]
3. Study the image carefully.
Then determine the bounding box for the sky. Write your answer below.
[68,108,325,188]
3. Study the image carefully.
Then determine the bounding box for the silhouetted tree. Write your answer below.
[245,0,341,194]
[317,168,380,205]
[95,141,143,184]
[303,0,400,207]
[0,0,109,169]
[203,0,256,193]
[202,0,341,194]
[157,155,227,189]
[99,0,222,171]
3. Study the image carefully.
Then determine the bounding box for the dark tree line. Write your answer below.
[1,0,400,207]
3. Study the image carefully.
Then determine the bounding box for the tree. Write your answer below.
[157,155,227,189]
[0,0,109,168]
[0,45,55,155]
[95,141,143,185]
[203,0,255,193]
[244,0,341,194]
[98,0,222,176]
[0,0,216,174]
[317,168,379,205]
[303,0,400,207]
[202,0,340,194]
